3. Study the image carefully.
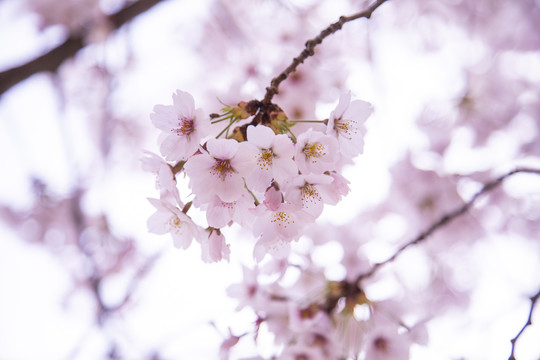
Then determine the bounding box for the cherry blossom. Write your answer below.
[147,196,203,249]
[245,125,297,192]
[140,151,180,204]
[364,322,412,360]
[327,91,373,158]
[199,228,230,263]
[184,138,256,203]
[295,130,340,175]
[324,172,351,205]
[263,183,283,211]
[203,193,256,228]
[283,174,334,217]
[151,90,209,162]
[226,266,265,311]
[4,0,540,359]
[252,203,314,261]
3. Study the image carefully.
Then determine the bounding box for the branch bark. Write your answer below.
[356,168,540,284]
[261,0,389,104]
[508,288,540,360]
[0,0,164,97]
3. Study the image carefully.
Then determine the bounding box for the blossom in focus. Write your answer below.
[295,130,339,174]
[327,91,373,158]
[283,174,334,217]
[151,90,209,161]
[252,203,314,260]
[203,193,256,228]
[245,125,297,192]
[147,196,202,249]
[324,172,351,205]
[184,138,256,203]
[263,183,283,211]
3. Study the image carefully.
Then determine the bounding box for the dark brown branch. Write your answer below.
[509,288,540,360]
[356,168,540,284]
[108,0,164,29]
[0,0,164,97]
[261,0,389,104]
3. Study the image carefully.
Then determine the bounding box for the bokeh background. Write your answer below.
[1,0,539,359]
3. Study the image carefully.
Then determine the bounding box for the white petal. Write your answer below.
[207,138,239,159]
[172,90,195,116]
[247,125,274,149]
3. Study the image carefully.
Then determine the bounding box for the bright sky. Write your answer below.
[0,0,539,359]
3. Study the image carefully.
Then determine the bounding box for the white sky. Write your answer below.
[0,0,539,359]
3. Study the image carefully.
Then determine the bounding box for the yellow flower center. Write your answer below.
[257,150,274,170]
[303,142,326,163]
[212,159,233,180]
[174,116,194,136]
[271,211,294,228]
[168,215,183,232]
[335,118,357,139]
[301,184,321,206]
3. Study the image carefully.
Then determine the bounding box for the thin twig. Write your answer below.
[356,168,540,283]
[261,0,389,104]
[0,0,164,96]
[508,288,540,360]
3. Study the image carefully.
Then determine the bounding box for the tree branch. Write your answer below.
[261,0,389,104]
[0,0,164,97]
[508,287,540,360]
[356,168,540,284]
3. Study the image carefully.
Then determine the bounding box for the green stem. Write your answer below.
[243,178,260,206]
[285,125,297,143]
[216,119,236,139]
[290,120,326,124]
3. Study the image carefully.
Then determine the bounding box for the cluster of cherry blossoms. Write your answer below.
[144,90,372,262]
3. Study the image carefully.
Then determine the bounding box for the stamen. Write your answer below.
[303,142,327,163]
[173,116,194,136]
[211,159,233,180]
[221,200,236,209]
[335,118,357,139]
[257,149,274,170]
[301,184,321,206]
[168,216,183,233]
[271,211,295,228]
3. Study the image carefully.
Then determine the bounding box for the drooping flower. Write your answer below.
[283,174,334,217]
[199,228,230,263]
[203,193,256,228]
[324,172,351,205]
[151,90,210,161]
[252,202,314,261]
[147,195,202,249]
[184,138,256,203]
[327,92,373,158]
[263,182,283,211]
[141,151,180,204]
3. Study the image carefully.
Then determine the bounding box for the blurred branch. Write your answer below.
[356,168,540,283]
[509,287,540,360]
[0,0,164,97]
[261,0,389,104]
